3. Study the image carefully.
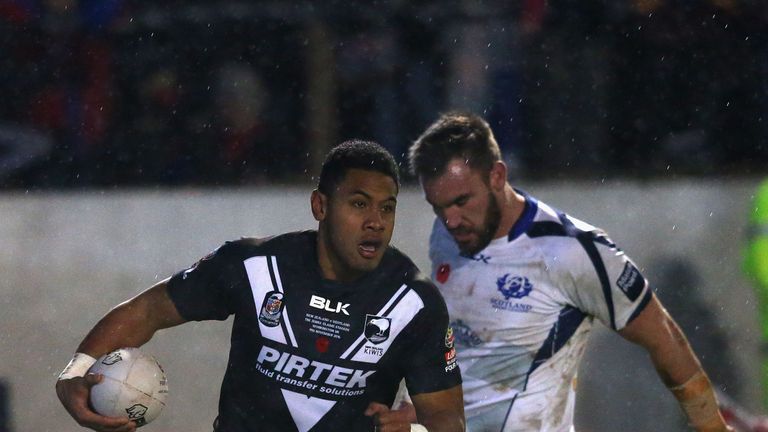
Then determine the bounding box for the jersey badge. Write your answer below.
[259,291,285,327]
[364,315,391,344]
[436,263,451,283]
[616,262,644,301]
[445,347,457,362]
[445,326,455,349]
[444,346,458,372]
[496,274,533,299]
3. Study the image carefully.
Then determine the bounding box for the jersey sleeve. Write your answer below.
[166,242,241,321]
[399,283,462,395]
[560,231,651,331]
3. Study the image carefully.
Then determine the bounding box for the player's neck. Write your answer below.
[493,184,525,240]
[315,229,364,283]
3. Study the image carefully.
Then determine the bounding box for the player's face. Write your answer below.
[313,168,398,281]
[421,159,501,256]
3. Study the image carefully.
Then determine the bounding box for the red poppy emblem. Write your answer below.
[315,336,330,353]
[436,264,451,284]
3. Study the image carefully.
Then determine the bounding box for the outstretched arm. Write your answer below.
[619,294,731,432]
[55,279,187,431]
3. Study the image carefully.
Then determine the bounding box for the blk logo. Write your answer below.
[309,295,350,315]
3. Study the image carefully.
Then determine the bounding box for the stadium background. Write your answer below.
[1,1,767,431]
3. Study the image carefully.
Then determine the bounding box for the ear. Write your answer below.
[311,189,328,222]
[489,161,508,192]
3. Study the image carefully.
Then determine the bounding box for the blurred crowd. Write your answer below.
[1,0,767,188]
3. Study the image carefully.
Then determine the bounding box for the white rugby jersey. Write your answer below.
[429,192,651,432]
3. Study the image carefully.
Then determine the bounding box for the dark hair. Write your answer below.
[408,112,501,179]
[317,140,400,196]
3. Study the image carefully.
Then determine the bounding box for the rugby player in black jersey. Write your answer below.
[55,140,465,432]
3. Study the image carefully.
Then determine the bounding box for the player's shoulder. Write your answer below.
[399,269,448,318]
[407,274,446,304]
[521,199,609,263]
[216,230,316,258]
[524,198,603,244]
[526,198,629,278]
[381,244,422,279]
[383,245,445,302]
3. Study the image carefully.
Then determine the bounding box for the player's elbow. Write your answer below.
[422,415,466,432]
[418,406,466,432]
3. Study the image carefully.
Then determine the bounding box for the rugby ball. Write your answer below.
[89,348,169,427]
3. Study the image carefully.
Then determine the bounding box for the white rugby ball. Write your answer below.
[89,348,169,427]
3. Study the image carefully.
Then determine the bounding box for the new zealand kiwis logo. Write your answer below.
[364,315,391,344]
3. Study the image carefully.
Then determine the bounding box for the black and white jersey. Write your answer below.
[167,231,460,432]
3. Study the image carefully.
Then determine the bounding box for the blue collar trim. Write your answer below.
[508,190,538,241]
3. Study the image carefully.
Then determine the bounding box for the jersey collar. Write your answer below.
[507,189,538,242]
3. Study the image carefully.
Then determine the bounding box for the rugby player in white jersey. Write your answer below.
[388,112,732,432]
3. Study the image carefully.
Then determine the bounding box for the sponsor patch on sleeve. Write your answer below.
[616,262,645,301]
[443,327,458,372]
[444,326,454,349]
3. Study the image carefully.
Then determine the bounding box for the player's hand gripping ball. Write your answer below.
[88,348,169,427]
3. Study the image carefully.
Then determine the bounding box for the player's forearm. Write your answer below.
[621,295,703,387]
[619,297,728,431]
[412,386,466,432]
[646,315,701,387]
[647,320,729,431]
[419,411,465,432]
[667,370,730,432]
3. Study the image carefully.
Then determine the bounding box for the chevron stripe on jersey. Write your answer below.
[166,231,461,431]
[244,255,298,347]
[340,284,425,363]
[281,389,336,432]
